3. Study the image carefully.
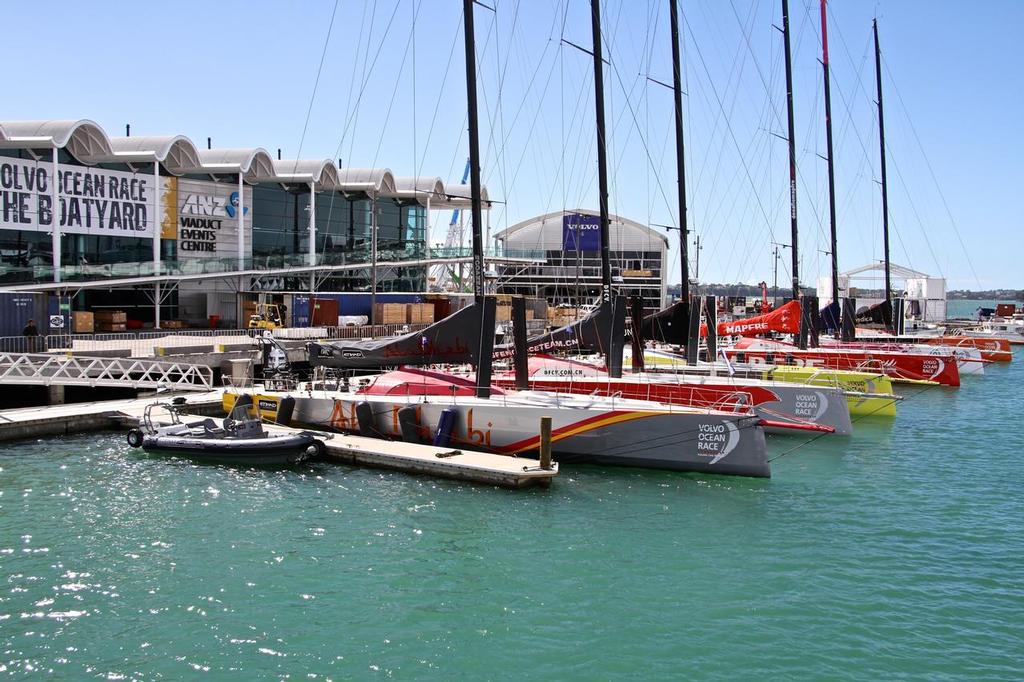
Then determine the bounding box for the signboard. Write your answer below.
[0,158,157,238]
[163,178,250,260]
[562,213,601,252]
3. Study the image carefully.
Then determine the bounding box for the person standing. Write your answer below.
[22,319,39,352]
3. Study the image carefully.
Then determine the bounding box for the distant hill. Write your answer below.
[947,289,1024,301]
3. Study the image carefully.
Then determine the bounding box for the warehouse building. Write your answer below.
[493,210,668,314]
[0,118,521,329]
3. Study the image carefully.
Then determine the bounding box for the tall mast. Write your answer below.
[669,0,689,312]
[463,0,485,307]
[874,18,892,318]
[590,0,612,303]
[463,0,493,399]
[781,0,800,301]
[820,0,839,309]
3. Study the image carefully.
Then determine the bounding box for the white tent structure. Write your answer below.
[817,262,946,322]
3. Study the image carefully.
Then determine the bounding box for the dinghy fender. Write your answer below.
[355,402,376,436]
[433,408,458,447]
[397,406,421,443]
[275,396,296,426]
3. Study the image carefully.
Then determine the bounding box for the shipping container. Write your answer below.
[0,293,50,337]
[310,298,340,327]
[296,293,423,318]
[290,295,311,327]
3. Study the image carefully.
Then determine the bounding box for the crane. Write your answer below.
[431,157,472,291]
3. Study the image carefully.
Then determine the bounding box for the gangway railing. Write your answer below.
[0,323,430,358]
[0,353,214,391]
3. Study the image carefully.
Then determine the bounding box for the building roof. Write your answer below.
[393,176,445,203]
[84,135,203,175]
[196,148,277,183]
[268,159,342,189]
[441,184,490,209]
[336,167,398,195]
[0,119,112,161]
[842,262,931,279]
[494,209,669,246]
[0,119,489,201]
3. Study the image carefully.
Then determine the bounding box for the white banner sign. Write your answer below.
[171,178,249,260]
[0,158,157,238]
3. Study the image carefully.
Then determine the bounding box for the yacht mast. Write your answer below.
[820,0,840,311]
[781,0,800,301]
[874,18,893,324]
[463,0,486,307]
[463,0,493,398]
[669,0,690,321]
[590,0,612,304]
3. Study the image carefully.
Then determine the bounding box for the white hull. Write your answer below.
[285,389,771,478]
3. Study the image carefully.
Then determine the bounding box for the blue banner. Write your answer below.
[562,214,601,251]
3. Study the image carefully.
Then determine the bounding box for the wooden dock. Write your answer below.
[0,391,557,489]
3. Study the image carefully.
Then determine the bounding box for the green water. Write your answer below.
[2,306,1022,679]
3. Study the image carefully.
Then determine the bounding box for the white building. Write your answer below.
[493,210,668,313]
[816,262,946,322]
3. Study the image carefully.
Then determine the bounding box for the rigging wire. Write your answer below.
[293,0,341,167]
[883,57,982,289]
[681,12,779,264]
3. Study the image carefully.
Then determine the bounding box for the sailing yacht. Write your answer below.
[228,0,772,478]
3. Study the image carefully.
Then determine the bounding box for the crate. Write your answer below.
[495,305,511,322]
[95,310,127,323]
[374,303,407,325]
[97,322,127,333]
[161,320,187,329]
[407,303,435,324]
[530,298,548,319]
[72,311,95,334]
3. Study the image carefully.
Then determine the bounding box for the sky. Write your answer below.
[5,0,1023,290]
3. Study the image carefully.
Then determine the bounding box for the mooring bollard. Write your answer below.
[539,416,553,470]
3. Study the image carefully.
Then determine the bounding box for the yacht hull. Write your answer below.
[286,391,771,478]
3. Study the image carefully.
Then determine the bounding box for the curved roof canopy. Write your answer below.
[392,176,446,204]
[79,135,203,175]
[0,119,112,163]
[0,118,491,200]
[197,148,276,183]
[495,209,668,246]
[842,262,930,279]
[336,168,397,196]
[268,159,341,190]
[441,184,491,209]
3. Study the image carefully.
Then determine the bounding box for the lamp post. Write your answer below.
[771,242,791,307]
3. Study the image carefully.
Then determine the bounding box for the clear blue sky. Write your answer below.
[6,0,1022,290]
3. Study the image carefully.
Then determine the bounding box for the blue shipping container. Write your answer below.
[291,295,311,327]
[331,293,422,317]
[0,293,50,337]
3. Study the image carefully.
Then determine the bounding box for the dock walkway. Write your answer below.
[0,392,556,489]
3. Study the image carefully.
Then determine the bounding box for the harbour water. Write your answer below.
[1,303,1022,679]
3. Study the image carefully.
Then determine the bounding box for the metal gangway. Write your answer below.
[0,353,214,392]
